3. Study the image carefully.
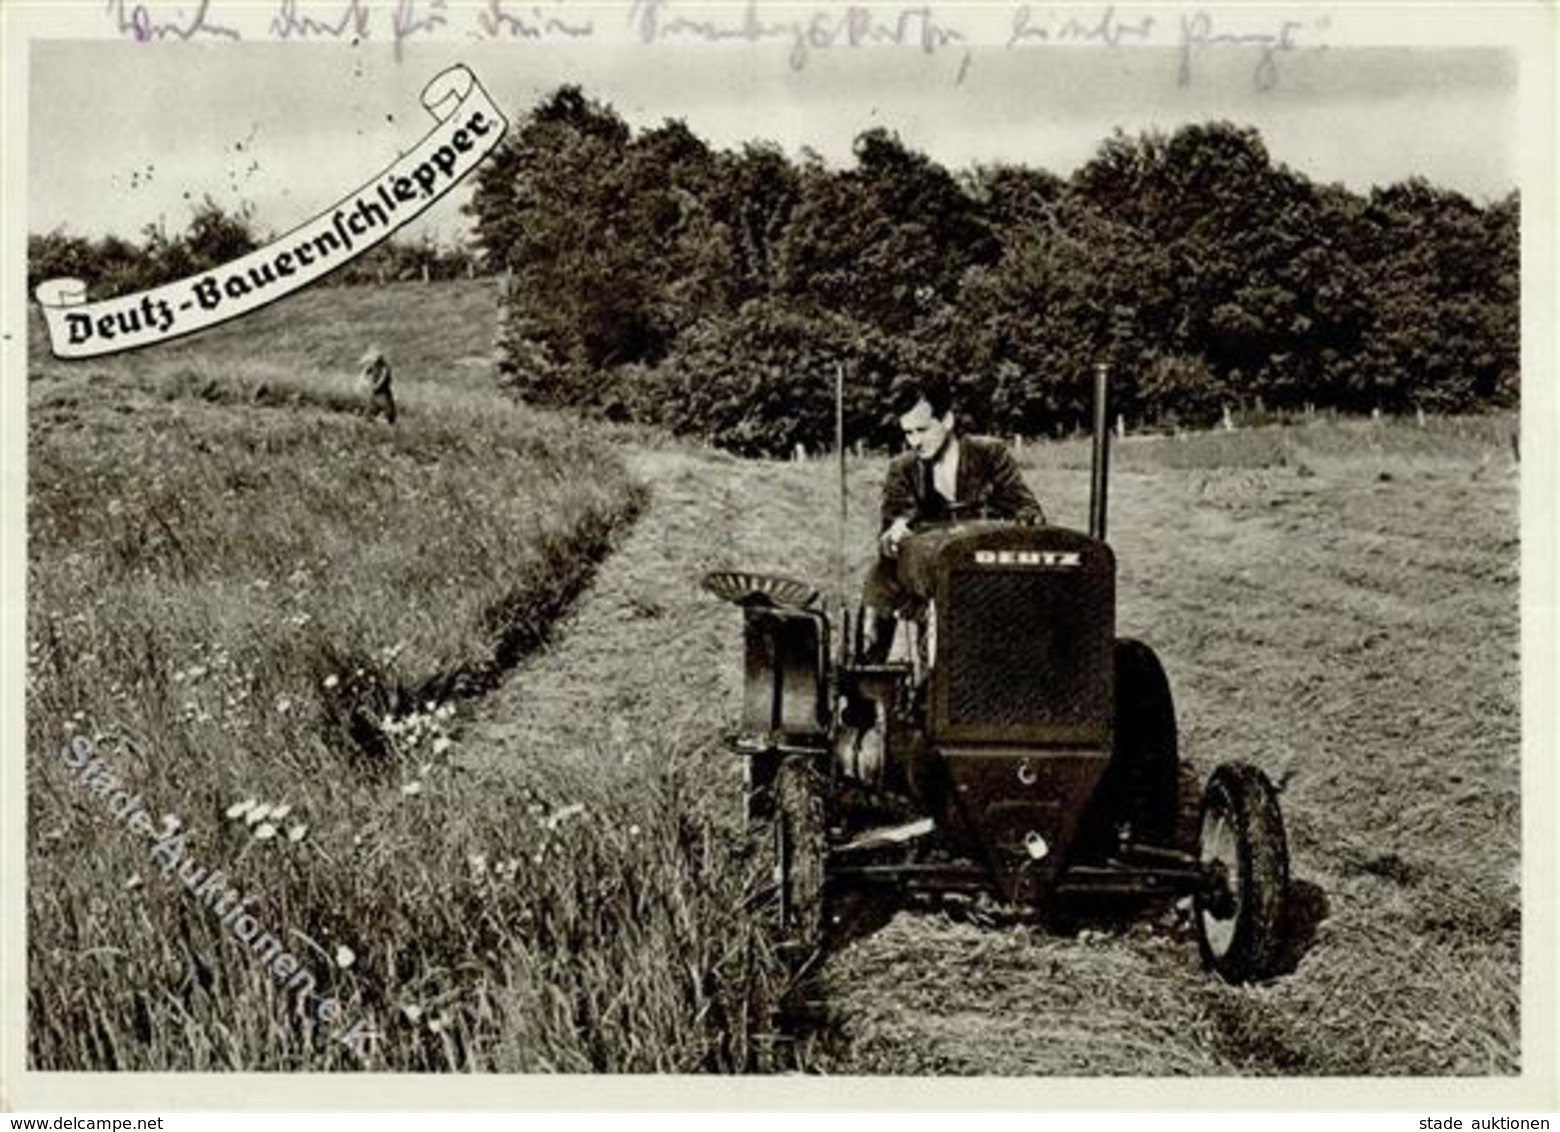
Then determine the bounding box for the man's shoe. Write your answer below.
[850,714,885,787]
[862,609,898,664]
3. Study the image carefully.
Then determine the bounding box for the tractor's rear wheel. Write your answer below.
[1095,638,1180,849]
[773,755,829,953]
[1195,762,1289,983]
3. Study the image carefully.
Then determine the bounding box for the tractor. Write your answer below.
[701,366,1290,983]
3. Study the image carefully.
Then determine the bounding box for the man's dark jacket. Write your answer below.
[879,435,1045,530]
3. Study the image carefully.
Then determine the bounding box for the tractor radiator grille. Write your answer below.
[940,567,1112,732]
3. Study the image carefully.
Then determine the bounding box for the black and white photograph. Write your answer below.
[5,0,1555,1111]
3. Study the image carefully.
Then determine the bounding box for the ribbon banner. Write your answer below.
[35,64,507,359]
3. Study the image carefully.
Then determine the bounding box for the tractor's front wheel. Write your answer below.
[773,755,830,953]
[1194,762,1289,983]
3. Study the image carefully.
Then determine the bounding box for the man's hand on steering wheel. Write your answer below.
[880,516,912,559]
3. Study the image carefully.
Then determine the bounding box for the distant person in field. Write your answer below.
[861,375,1044,662]
[359,347,397,425]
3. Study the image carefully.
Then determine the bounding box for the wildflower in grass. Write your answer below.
[270,802,293,821]
[247,803,272,826]
[160,814,181,834]
[432,736,452,756]
[401,781,423,797]
[226,798,256,820]
[544,802,586,832]
[254,823,278,841]
[335,945,356,970]
[467,853,488,878]
[288,824,308,843]
[323,675,340,690]
[401,1004,423,1024]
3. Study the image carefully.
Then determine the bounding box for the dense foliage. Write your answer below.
[472,88,1519,454]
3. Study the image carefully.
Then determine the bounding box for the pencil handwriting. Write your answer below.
[476,0,595,40]
[100,1,1326,89]
[1007,5,1156,50]
[1178,11,1307,90]
[627,0,965,72]
[107,0,241,42]
[390,0,447,58]
[268,0,372,40]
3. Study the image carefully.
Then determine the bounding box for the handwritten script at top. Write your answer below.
[627,0,969,77]
[1007,5,1320,89]
[105,0,1326,88]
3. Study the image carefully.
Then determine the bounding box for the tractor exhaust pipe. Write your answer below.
[1089,362,1110,542]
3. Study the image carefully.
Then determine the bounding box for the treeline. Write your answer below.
[27,196,483,298]
[471,87,1519,456]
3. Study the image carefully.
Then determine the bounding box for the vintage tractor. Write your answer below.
[701,366,1290,984]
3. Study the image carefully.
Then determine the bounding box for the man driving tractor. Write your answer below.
[703,367,1291,983]
[862,375,1047,662]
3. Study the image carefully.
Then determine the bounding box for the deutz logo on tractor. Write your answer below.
[973,549,1081,568]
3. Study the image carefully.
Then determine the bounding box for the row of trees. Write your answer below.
[26,197,482,298]
[471,87,1519,455]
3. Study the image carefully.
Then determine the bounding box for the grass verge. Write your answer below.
[27,284,794,1071]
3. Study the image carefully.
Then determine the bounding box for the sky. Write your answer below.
[28,26,1519,246]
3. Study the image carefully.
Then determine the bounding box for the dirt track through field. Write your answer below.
[461,434,1520,1076]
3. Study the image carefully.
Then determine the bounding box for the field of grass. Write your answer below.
[27,277,1522,1077]
[842,418,1521,1075]
[456,413,1519,1077]
[26,283,795,1071]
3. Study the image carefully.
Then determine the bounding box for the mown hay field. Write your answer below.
[826,418,1521,1075]
[462,412,1520,1077]
[27,279,1521,1077]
